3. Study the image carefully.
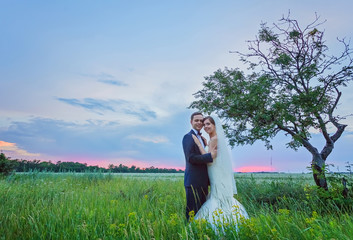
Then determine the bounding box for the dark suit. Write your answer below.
[182,130,213,220]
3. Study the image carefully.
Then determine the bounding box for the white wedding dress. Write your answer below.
[194,115,248,230]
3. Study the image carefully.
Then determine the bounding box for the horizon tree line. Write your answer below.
[0,153,183,175]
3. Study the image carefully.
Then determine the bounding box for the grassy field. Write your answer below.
[1,172,352,239]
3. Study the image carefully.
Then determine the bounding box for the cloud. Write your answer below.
[127,134,169,144]
[0,118,129,161]
[2,110,351,172]
[344,133,353,139]
[0,140,40,158]
[56,97,157,121]
[80,72,128,87]
[124,108,157,121]
[0,114,184,165]
[57,98,118,115]
[97,73,127,86]
[98,79,127,86]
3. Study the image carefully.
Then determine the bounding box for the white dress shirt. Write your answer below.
[192,129,205,149]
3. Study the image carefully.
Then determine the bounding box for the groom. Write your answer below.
[182,112,216,221]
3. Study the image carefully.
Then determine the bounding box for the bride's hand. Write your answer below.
[192,135,202,148]
[192,134,208,155]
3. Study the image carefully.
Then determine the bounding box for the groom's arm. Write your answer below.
[183,134,213,165]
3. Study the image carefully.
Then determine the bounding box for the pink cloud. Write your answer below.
[0,140,41,159]
[0,141,16,147]
[235,165,276,172]
[44,155,184,170]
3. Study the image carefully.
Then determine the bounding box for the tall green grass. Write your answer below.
[1,172,352,239]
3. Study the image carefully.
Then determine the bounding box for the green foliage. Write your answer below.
[258,24,278,42]
[7,158,183,173]
[1,173,353,239]
[0,153,15,176]
[289,30,301,39]
[304,163,353,207]
[190,14,353,156]
[273,53,293,66]
[190,68,278,149]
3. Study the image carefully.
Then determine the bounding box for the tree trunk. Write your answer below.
[311,154,328,190]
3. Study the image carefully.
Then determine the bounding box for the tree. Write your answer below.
[0,153,15,176]
[190,13,353,189]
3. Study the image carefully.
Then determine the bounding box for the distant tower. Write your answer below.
[270,155,273,172]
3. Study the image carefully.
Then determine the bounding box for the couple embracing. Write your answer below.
[182,112,248,228]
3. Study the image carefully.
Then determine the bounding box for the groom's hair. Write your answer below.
[191,112,203,121]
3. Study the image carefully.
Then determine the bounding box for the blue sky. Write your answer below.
[1,0,353,172]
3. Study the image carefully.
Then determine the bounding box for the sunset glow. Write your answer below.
[0,140,40,158]
[54,156,185,170]
[235,166,275,173]
[0,141,15,147]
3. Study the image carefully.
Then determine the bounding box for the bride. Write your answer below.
[192,115,249,229]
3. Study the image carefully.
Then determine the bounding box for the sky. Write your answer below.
[1,0,353,172]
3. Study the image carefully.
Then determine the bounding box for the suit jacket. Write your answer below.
[183,130,213,188]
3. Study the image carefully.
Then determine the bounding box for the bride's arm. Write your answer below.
[208,137,217,154]
[192,135,207,154]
